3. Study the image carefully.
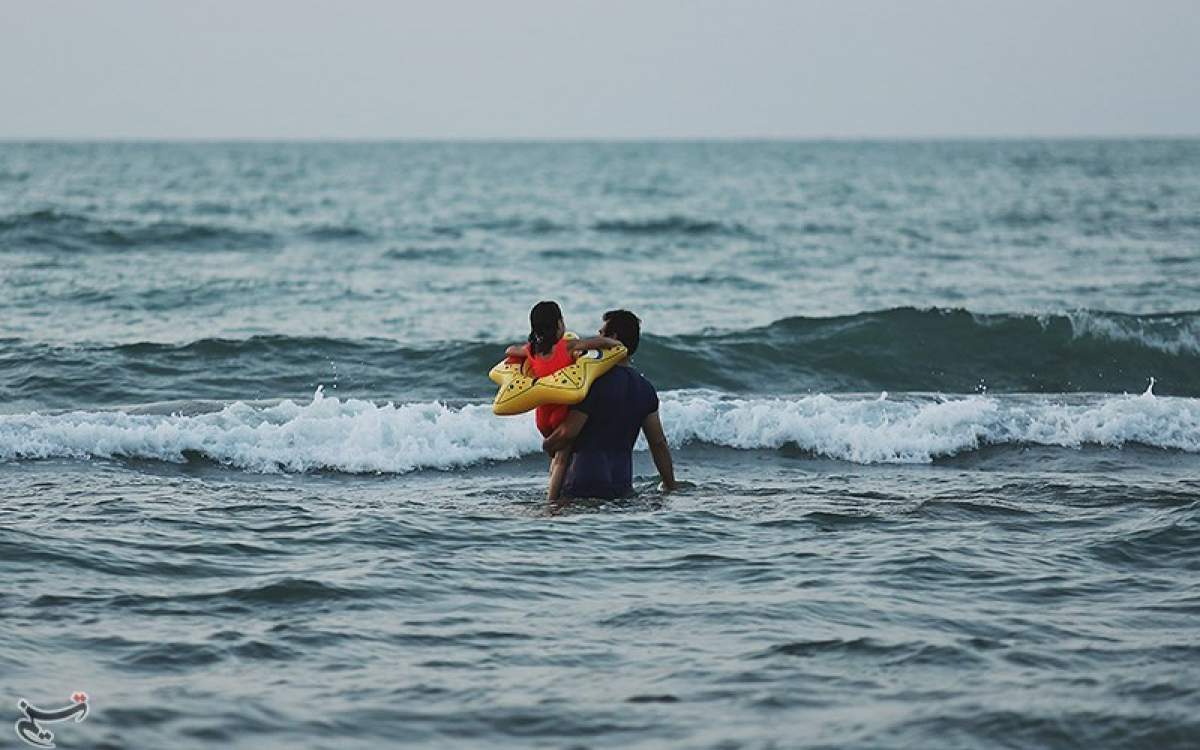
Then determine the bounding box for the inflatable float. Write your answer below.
[489,333,627,416]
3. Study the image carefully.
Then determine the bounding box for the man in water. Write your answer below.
[541,309,677,503]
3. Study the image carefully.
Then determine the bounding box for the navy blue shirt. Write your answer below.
[562,365,660,499]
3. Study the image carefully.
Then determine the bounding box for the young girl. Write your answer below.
[505,300,622,503]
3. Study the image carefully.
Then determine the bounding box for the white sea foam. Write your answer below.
[0,386,1197,472]
[0,387,540,474]
[1063,311,1200,355]
[661,382,1200,463]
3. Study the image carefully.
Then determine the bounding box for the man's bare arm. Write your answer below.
[641,411,677,492]
[543,410,589,456]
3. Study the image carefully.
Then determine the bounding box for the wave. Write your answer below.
[665,384,1200,463]
[641,307,1200,396]
[0,209,276,252]
[591,215,757,238]
[0,387,535,473]
[300,224,374,242]
[461,216,564,234]
[383,245,478,262]
[4,308,1200,410]
[1,386,1197,473]
[0,335,501,409]
[1060,310,1200,355]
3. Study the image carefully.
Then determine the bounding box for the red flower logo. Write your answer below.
[71,691,88,704]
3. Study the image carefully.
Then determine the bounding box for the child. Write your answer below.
[505,300,623,503]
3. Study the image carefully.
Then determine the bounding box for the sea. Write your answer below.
[1,140,1198,749]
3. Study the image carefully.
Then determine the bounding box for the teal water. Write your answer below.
[1,141,1199,749]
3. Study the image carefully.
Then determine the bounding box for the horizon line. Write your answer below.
[2,133,1199,144]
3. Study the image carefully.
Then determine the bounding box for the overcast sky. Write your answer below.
[2,0,1197,139]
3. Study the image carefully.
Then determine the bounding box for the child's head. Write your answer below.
[528,300,565,355]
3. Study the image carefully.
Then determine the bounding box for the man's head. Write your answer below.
[600,309,641,356]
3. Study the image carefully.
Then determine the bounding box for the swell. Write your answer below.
[0,209,277,252]
[0,209,758,252]
[0,335,500,409]
[3,308,1198,409]
[591,215,756,238]
[642,307,1200,397]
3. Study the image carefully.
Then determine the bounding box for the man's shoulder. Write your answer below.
[626,365,657,391]
[585,365,624,400]
[607,365,658,409]
[600,364,655,391]
[631,368,659,410]
[578,365,653,412]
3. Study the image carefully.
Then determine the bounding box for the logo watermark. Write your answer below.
[14,692,89,748]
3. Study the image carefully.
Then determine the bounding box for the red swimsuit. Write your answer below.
[525,338,574,437]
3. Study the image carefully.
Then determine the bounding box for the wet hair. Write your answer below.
[602,309,641,356]
[528,300,563,356]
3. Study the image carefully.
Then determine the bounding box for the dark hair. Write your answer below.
[602,309,641,356]
[528,300,563,356]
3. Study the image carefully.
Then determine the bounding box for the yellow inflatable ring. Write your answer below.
[489,333,628,416]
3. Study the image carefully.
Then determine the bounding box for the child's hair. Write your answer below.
[528,300,563,356]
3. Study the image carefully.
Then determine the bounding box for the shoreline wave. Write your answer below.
[1,386,1197,473]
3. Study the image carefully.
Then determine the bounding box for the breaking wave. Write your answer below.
[1,385,1196,473]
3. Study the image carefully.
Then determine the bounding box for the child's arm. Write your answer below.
[504,344,528,358]
[567,336,623,353]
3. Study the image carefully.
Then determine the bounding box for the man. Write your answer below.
[542,309,677,503]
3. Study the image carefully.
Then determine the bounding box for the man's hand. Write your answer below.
[543,410,589,456]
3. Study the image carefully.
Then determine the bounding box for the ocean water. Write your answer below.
[1,140,1199,749]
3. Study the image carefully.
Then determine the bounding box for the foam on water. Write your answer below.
[665,381,1200,463]
[2,384,1197,472]
[0,386,538,473]
[1063,310,1200,355]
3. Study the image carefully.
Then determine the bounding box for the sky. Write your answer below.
[1,0,1197,139]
